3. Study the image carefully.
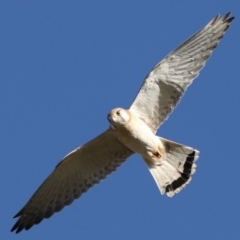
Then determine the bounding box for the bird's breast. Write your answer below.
[113,117,161,157]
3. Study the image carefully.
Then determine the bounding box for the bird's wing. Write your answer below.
[130,13,234,133]
[11,130,133,233]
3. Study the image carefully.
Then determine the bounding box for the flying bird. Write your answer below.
[11,12,234,233]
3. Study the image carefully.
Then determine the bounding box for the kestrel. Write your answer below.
[11,13,234,233]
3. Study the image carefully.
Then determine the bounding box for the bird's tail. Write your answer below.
[145,137,199,197]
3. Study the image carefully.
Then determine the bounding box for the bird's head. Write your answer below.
[107,108,130,129]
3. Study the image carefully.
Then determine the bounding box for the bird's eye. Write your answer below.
[116,110,120,116]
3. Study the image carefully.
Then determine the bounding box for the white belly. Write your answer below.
[113,113,164,160]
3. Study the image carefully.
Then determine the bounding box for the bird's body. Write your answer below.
[11,12,234,233]
[109,108,165,163]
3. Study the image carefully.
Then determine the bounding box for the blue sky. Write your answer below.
[1,1,240,239]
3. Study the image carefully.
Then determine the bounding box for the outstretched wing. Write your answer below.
[130,13,234,133]
[11,130,133,233]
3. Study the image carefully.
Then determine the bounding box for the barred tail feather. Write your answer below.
[145,137,199,197]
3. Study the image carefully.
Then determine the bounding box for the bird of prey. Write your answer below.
[11,12,234,233]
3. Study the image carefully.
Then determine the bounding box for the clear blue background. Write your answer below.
[1,1,239,239]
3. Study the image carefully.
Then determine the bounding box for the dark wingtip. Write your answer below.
[210,12,234,26]
[211,14,220,25]
[222,12,231,21]
[11,209,26,233]
[11,220,22,234]
[13,210,23,219]
[226,16,235,23]
[222,12,234,23]
[16,227,24,234]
